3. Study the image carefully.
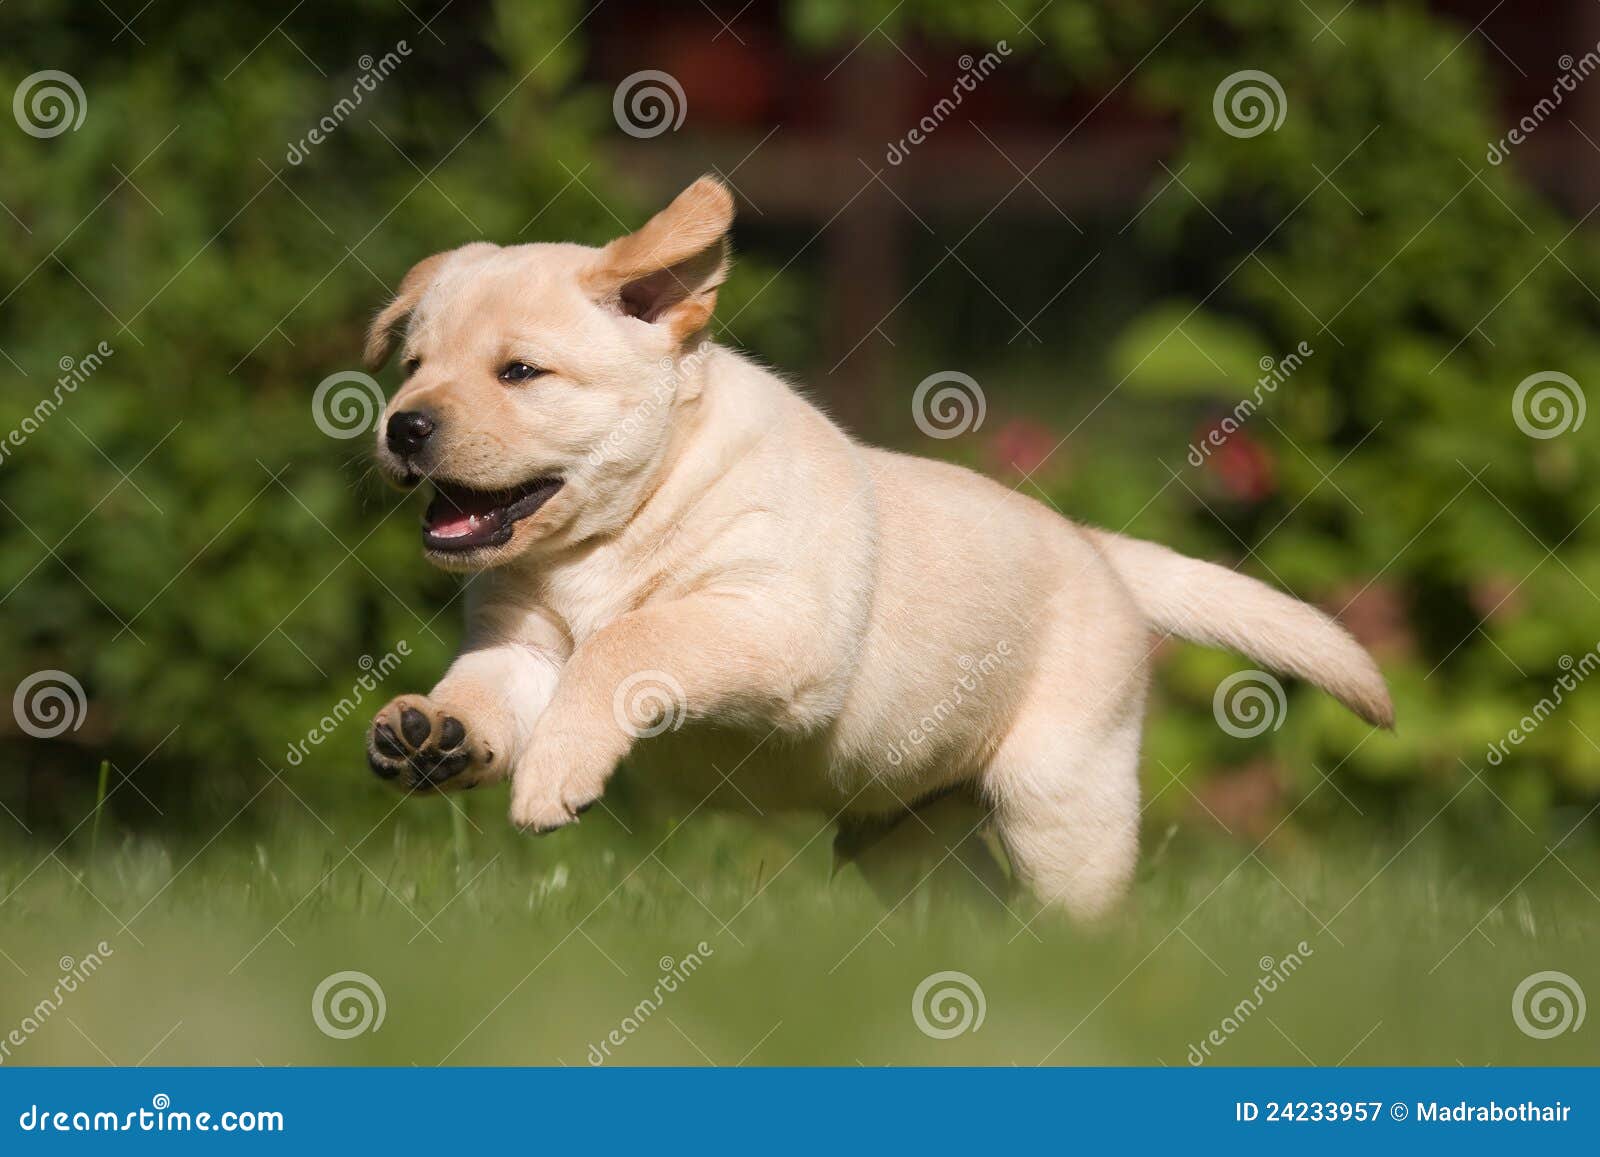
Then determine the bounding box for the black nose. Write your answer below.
[386,410,435,457]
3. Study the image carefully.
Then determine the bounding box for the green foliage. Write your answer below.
[0,0,782,819]
[4,0,1596,839]
[796,0,1600,821]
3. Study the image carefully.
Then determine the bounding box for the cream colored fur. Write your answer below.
[360,176,1392,918]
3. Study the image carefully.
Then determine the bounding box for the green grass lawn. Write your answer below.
[1,786,1596,1067]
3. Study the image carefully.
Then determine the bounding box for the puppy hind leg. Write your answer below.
[986,711,1145,922]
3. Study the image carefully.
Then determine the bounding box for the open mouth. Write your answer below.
[422,477,563,552]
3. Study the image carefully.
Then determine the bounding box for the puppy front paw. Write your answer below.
[508,778,603,834]
[507,750,607,835]
[368,695,496,790]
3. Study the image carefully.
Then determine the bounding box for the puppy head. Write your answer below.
[365,176,734,570]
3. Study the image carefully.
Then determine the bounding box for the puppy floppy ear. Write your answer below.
[582,176,734,342]
[364,251,452,369]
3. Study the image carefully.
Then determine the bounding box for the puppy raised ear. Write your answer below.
[582,176,734,342]
[364,251,453,369]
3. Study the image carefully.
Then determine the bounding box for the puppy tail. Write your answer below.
[1083,528,1394,729]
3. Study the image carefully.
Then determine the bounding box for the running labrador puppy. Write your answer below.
[362,176,1391,918]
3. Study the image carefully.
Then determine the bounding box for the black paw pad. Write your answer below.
[367,748,401,780]
[438,716,466,750]
[414,749,470,785]
[399,706,431,747]
[372,722,406,759]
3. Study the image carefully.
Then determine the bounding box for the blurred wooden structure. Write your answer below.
[588,0,1600,414]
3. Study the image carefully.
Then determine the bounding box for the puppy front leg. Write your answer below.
[368,643,561,791]
[509,597,788,832]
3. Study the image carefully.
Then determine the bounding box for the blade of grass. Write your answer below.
[451,803,470,883]
[89,759,110,879]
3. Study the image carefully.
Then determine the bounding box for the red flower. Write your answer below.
[1199,422,1276,502]
[987,418,1058,477]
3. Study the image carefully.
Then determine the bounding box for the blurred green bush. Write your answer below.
[798,0,1600,826]
[0,0,641,818]
[2,0,1596,840]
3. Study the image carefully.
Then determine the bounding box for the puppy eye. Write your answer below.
[499,360,546,384]
[402,357,421,378]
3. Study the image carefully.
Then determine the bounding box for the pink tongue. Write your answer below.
[430,510,487,539]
